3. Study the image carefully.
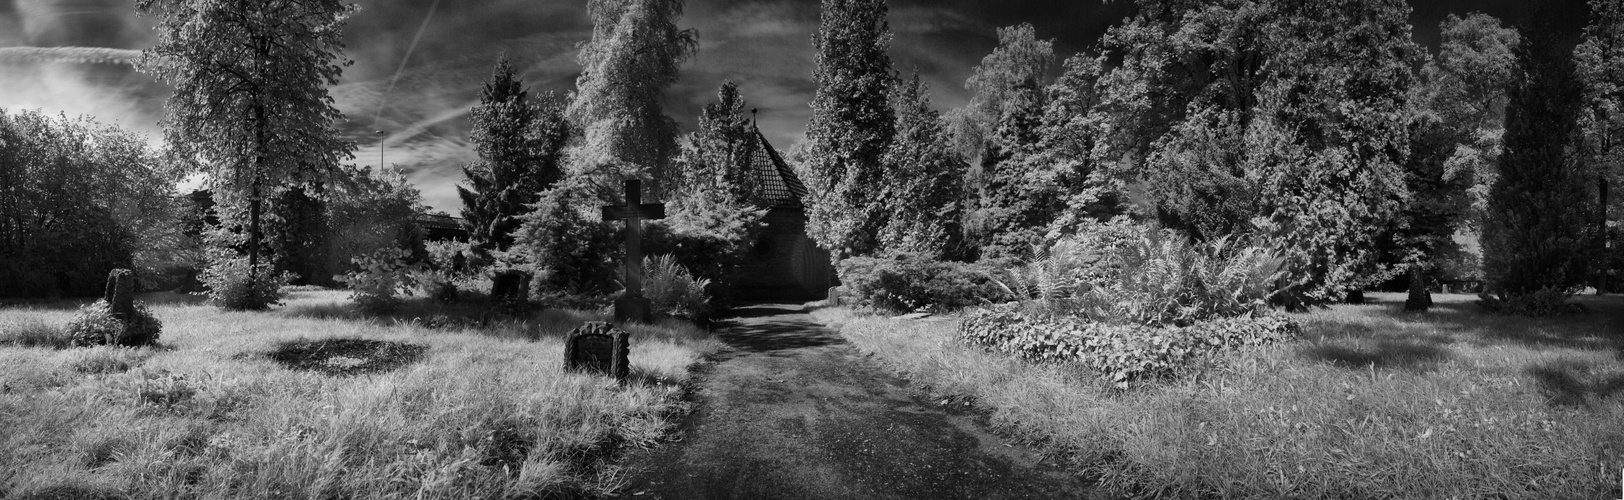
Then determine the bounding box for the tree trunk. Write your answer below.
[1599,175,1608,295]
[1405,265,1432,312]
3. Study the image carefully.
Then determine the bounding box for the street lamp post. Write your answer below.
[376,130,385,169]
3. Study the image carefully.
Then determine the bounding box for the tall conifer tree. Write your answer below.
[878,72,966,260]
[1482,8,1596,302]
[459,56,568,257]
[803,0,895,258]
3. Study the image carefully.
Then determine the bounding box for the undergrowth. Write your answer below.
[812,292,1624,499]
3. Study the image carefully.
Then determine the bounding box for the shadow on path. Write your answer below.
[610,303,1095,500]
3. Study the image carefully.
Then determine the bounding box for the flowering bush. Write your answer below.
[960,305,1297,388]
[336,247,424,314]
[65,299,163,347]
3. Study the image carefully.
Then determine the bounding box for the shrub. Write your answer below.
[642,187,767,308]
[0,316,71,348]
[959,305,1298,388]
[995,221,1286,326]
[200,257,292,310]
[336,247,423,314]
[641,254,711,319]
[510,181,619,295]
[65,300,163,347]
[837,253,1010,313]
[1476,287,1578,317]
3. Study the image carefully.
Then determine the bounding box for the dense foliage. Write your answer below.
[136,0,356,303]
[802,0,895,258]
[459,57,569,257]
[997,218,1287,326]
[568,0,696,197]
[1481,11,1597,301]
[643,187,766,307]
[199,256,292,310]
[835,254,1008,313]
[877,73,967,260]
[337,247,424,314]
[1096,0,1419,304]
[509,180,619,296]
[1392,13,1520,311]
[0,110,180,298]
[961,306,1297,388]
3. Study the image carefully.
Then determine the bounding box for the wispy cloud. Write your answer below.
[0,0,1136,212]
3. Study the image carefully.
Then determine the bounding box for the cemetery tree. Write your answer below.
[946,23,1055,164]
[1576,0,1624,291]
[972,78,1053,261]
[1097,0,1416,304]
[878,72,967,260]
[803,0,895,258]
[459,56,569,257]
[1395,13,1519,311]
[0,111,180,298]
[658,81,769,307]
[136,0,356,306]
[1042,52,1121,236]
[675,81,757,201]
[568,0,697,199]
[1481,10,1597,303]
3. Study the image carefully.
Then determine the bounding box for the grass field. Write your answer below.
[812,292,1624,499]
[0,289,721,499]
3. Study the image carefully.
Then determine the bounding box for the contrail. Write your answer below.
[381,101,478,148]
[373,0,443,127]
[0,46,140,65]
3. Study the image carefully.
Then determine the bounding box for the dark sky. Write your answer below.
[0,0,1596,212]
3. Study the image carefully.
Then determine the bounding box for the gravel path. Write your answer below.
[609,303,1097,500]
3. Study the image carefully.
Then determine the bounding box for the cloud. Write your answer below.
[0,0,1142,213]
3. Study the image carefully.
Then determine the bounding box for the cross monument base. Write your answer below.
[614,294,653,324]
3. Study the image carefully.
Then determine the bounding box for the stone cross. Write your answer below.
[602,179,665,324]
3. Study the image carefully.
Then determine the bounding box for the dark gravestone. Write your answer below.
[564,321,630,385]
[104,268,135,321]
[491,270,531,304]
[103,268,136,345]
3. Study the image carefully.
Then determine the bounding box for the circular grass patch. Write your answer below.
[268,338,427,377]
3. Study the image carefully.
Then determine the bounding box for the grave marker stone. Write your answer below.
[491,270,531,303]
[104,268,134,320]
[601,179,665,324]
[564,321,630,384]
[103,268,135,345]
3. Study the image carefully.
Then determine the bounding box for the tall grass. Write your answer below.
[0,290,720,499]
[813,293,1624,498]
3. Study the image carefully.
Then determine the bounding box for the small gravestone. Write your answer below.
[564,321,630,385]
[490,270,531,303]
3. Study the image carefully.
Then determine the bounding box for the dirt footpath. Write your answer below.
[609,304,1097,500]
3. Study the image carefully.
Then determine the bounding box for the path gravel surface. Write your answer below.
[609,303,1097,500]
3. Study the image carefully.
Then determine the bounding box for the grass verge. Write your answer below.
[811,292,1624,499]
[1,289,721,499]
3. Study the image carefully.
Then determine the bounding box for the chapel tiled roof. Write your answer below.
[746,127,808,209]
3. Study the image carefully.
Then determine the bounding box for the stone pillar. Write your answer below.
[104,268,135,321]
